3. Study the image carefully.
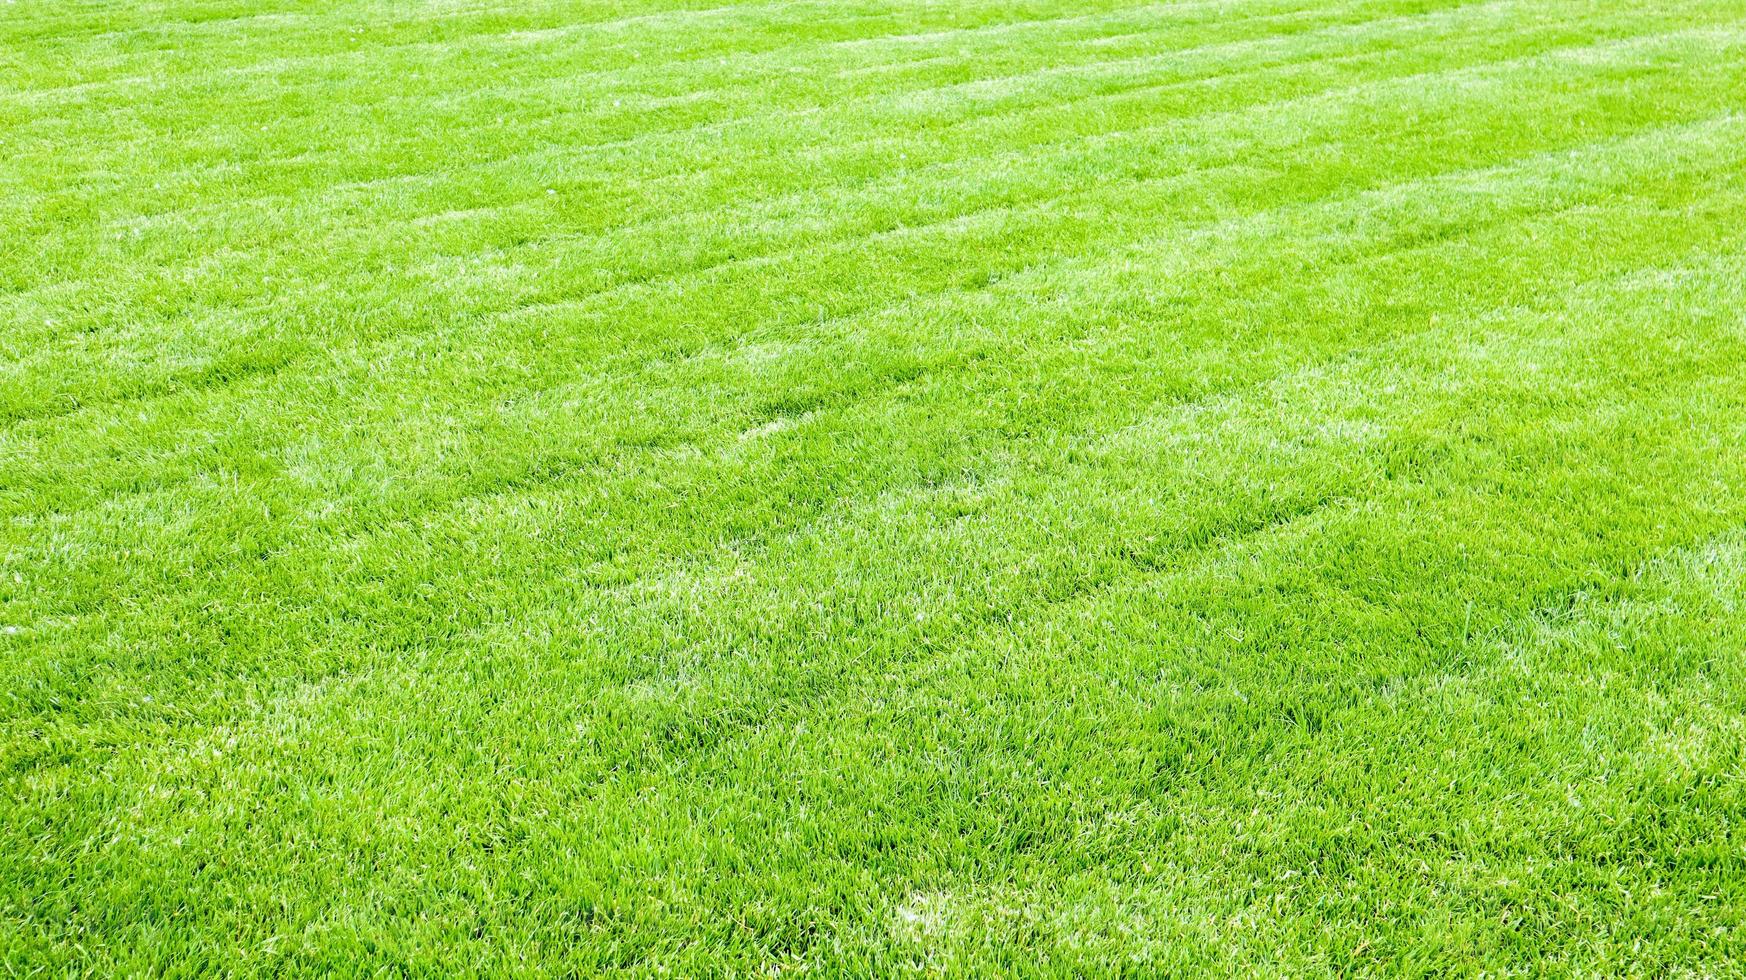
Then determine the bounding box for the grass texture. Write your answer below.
[6,0,1746,973]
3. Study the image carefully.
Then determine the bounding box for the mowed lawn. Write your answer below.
[6,0,1746,972]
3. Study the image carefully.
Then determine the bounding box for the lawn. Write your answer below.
[5,0,1746,973]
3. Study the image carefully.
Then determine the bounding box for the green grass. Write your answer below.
[6,0,1746,973]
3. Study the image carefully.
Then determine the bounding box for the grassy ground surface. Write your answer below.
[6,0,1746,973]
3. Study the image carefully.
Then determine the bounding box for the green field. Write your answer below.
[6,0,1746,973]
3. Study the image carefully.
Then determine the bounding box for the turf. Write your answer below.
[5,0,1746,973]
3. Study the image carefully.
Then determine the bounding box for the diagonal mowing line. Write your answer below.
[34,237,1746,772]
[432,10,1746,267]
[7,17,1732,440]
[554,246,1746,787]
[4,0,1671,361]
[0,0,1290,157]
[0,4,301,45]
[536,176,1746,610]
[701,499,1746,876]
[176,240,1746,793]
[13,146,1746,824]
[972,354,1746,720]
[403,19,1746,326]
[0,0,1473,335]
[366,118,1746,553]
[0,0,985,54]
[34,125,1739,670]
[6,106,1732,576]
[8,104,1742,541]
[0,138,1718,730]
[0,0,1517,311]
[24,0,1456,239]
[394,0,1531,250]
[369,7,1704,319]
[0,0,1309,106]
[595,208,1746,640]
